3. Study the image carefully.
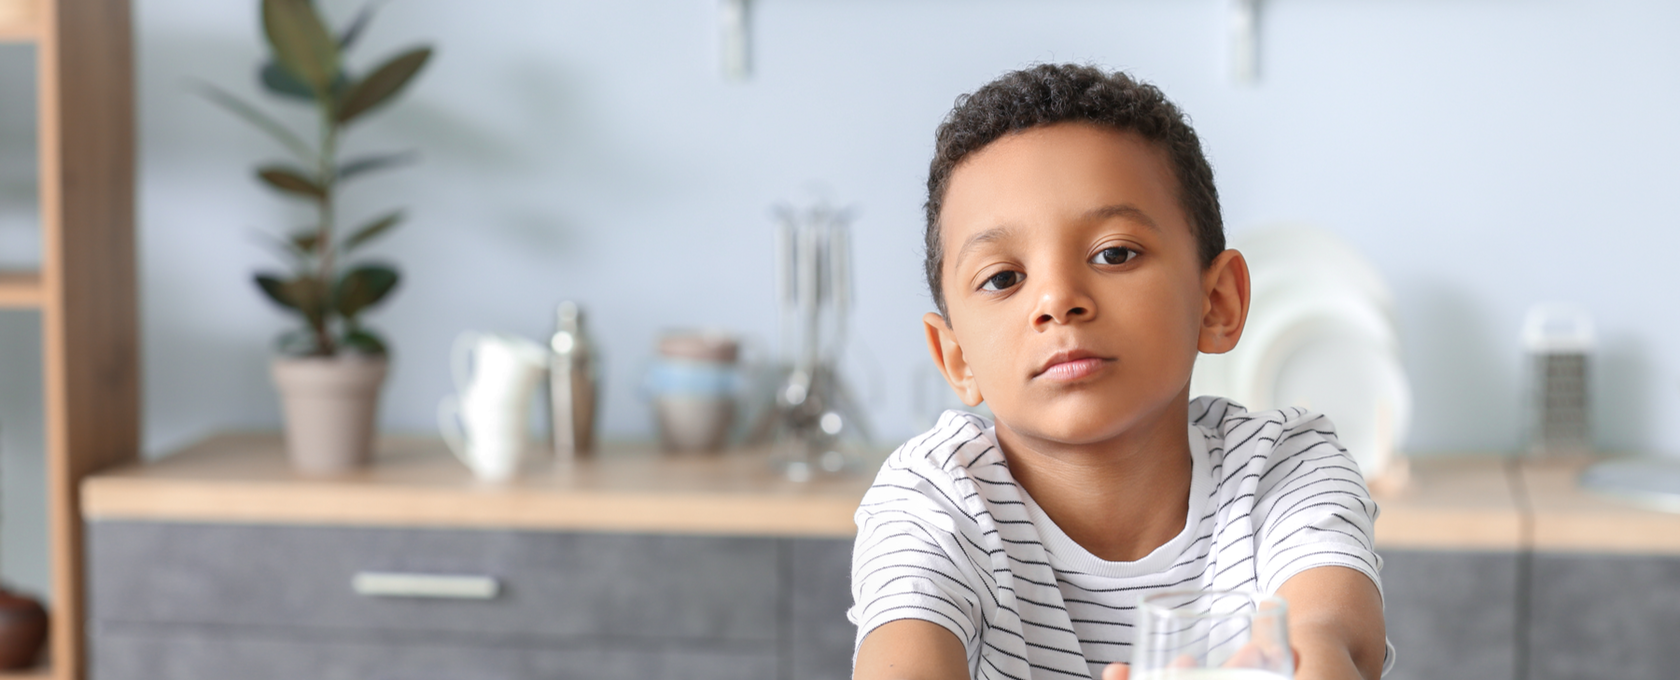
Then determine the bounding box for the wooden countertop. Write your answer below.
[1520,456,1680,555]
[82,434,874,538]
[1367,456,1523,551]
[81,435,1680,553]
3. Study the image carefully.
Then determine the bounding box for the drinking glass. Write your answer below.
[1132,590,1293,680]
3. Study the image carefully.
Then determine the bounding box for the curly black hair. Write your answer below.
[923,64,1224,316]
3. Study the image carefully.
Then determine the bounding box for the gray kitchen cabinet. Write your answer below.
[1380,549,1522,680]
[91,633,778,680]
[787,540,856,680]
[91,525,1680,680]
[1367,549,1680,680]
[1528,552,1680,680]
[85,522,858,680]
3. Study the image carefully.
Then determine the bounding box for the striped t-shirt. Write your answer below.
[849,396,1390,679]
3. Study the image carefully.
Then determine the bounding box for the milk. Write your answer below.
[1132,669,1291,680]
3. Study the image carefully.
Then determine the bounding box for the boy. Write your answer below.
[849,64,1389,680]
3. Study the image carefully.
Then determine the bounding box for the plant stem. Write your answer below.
[314,104,339,356]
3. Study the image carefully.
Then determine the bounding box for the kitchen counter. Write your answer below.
[79,433,1680,552]
[81,437,1680,680]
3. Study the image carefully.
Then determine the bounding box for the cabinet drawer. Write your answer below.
[86,521,780,642]
[90,626,777,680]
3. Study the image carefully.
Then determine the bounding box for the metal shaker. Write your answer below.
[550,301,598,459]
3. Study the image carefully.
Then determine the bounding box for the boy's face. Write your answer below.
[925,122,1245,446]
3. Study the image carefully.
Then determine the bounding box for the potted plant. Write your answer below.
[202,0,433,473]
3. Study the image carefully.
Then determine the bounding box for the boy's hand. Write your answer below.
[1101,662,1131,680]
[1104,565,1382,680]
[854,618,969,680]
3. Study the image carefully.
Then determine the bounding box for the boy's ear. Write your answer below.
[1198,249,1251,354]
[923,312,985,407]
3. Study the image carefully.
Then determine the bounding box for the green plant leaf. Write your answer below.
[340,327,389,355]
[341,211,402,252]
[338,0,386,49]
[256,274,328,332]
[286,276,331,327]
[262,0,341,94]
[337,151,418,181]
[334,264,400,318]
[259,61,315,101]
[193,81,316,163]
[335,47,432,124]
[260,62,349,103]
[254,273,298,311]
[257,165,326,199]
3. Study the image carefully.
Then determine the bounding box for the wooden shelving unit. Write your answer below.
[0,0,138,678]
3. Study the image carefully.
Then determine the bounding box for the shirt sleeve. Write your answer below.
[1237,409,1397,676]
[1251,410,1384,597]
[848,457,987,659]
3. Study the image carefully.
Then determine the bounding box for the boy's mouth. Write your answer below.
[1033,349,1112,381]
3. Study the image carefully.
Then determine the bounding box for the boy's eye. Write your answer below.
[980,270,1023,292]
[1091,246,1138,266]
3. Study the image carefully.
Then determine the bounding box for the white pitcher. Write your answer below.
[438,331,548,482]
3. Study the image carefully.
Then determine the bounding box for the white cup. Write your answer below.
[439,331,548,482]
[452,332,547,403]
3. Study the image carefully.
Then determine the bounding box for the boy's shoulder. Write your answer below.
[1191,396,1366,502]
[858,410,1009,528]
[1190,394,1329,432]
[884,409,1004,476]
[1190,395,1346,456]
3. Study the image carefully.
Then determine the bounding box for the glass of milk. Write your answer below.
[1132,590,1292,679]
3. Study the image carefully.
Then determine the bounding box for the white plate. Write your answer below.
[1193,225,1412,477]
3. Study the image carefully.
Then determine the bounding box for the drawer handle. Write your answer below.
[352,572,499,600]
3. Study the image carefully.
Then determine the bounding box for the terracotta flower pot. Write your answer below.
[271,355,388,474]
[0,589,45,670]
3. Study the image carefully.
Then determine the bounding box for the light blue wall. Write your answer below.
[1,0,1677,597]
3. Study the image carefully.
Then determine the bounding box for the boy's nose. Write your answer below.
[1030,278,1096,328]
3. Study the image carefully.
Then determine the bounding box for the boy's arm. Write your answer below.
[854,619,970,680]
[1277,565,1387,680]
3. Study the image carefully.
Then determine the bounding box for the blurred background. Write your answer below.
[0,0,1676,617]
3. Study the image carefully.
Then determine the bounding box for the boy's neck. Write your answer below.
[994,395,1194,563]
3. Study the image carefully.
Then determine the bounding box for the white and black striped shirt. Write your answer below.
[849,396,1391,679]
